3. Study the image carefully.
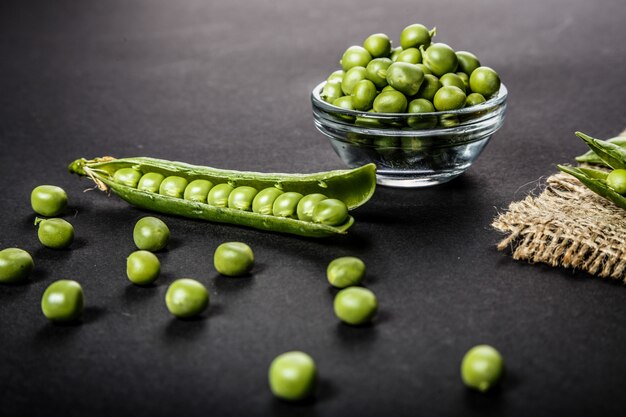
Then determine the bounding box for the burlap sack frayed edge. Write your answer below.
[492,128,626,281]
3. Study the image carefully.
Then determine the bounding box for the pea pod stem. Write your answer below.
[68,157,377,238]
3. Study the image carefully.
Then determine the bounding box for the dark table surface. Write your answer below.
[2,0,626,416]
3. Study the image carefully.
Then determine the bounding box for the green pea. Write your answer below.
[373,90,408,113]
[381,85,398,93]
[461,345,504,392]
[341,66,368,95]
[333,287,378,325]
[466,93,486,107]
[31,185,67,217]
[440,73,466,94]
[395,48,422,64]
[400,23,434,49]
[422,43,458,77]
[341,45,372,71]
[165,278,209,318]
[327,70,344,84]
[41,280,84,322]
[365,58,392,89]
[607,169,626,194]
[384,62,424,96]
[433,86,466,111]
[469,67,501,98]
[0,248,34,284]
[137,172,165,193]
[183,179,213,203]
[363,33,391,58]
[416,74,442,101]
[439,114,461,128]
[332,96,356,122]
[252,187,284,215]
[159,176,188,199]
[416,63,432,75]
[273,192,304,218]
[351,79,377,111]
[456,51,481,76]
[133,216,170,252]
[214,242,254,277]
[456,72,469,90]
[207,183,234,207]
[126,250,160,285]
[311,199,348,226]
[401,137,423,151]
[407,98,437,129]
[354,115,383,128]
[228,186,258,211]
[268,351,317,401]
[327,256,365,288]
[296,194,328,222]
[320,80,343,103]
[36,218,74,249]
[390,46,403,62]
[114,168,142,188]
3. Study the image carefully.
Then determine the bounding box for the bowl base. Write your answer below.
[376,171,463,188]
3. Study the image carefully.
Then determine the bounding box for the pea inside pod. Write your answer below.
[312,199,349,226]
[228,186,258,211]
[184,179,214,203]
[138,172,165,193]
[297,194,328,222]
[114,168,142,188]
[160,176,188,199]
[208,183,235,208]
[273,192,304,218]
[252,187,284,215]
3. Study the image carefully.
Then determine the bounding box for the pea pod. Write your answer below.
[557,164,626,211]
[575,136,626,165]
[68,157,376,237]
[574,132,626,170]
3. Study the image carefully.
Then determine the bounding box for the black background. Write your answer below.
[2,0,626,416]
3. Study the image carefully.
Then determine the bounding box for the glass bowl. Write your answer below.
[311,81,508,187]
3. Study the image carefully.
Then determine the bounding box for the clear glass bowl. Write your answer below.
[311,81,508,187]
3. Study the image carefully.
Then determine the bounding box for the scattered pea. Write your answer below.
[268,351,317,401]
[133,216,170,252]
[41,280,84,322]
[31,185,67,217]
[126,250,160,285]
[165,278,209,318]
[461,345,504,392]
[35,218,74,249]
[0,248,34,284]
[327,256,365,288]
[333,287,378,325]
[213,242,254,277]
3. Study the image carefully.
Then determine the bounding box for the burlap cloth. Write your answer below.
[492,128,626,280]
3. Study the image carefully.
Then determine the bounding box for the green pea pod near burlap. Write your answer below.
[493,129,626,280]
[69,157,377,238]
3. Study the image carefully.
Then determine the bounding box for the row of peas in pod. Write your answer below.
[320,24,501,123]
[112,167,350,227]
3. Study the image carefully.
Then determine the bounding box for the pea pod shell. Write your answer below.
[575,132,626,170]
[557,164,626,211]
[575,136,626,165]
[69,157,376,237]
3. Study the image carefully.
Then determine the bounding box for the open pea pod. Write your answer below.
[68,157,377,238]
[557,164,626,211]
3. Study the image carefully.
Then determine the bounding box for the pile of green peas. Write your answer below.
[321,23,501,124]
[112,168,350,227]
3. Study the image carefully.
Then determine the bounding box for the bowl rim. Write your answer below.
[311,80,508,119]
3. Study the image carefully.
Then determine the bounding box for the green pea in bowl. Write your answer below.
[311,82,507,187]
